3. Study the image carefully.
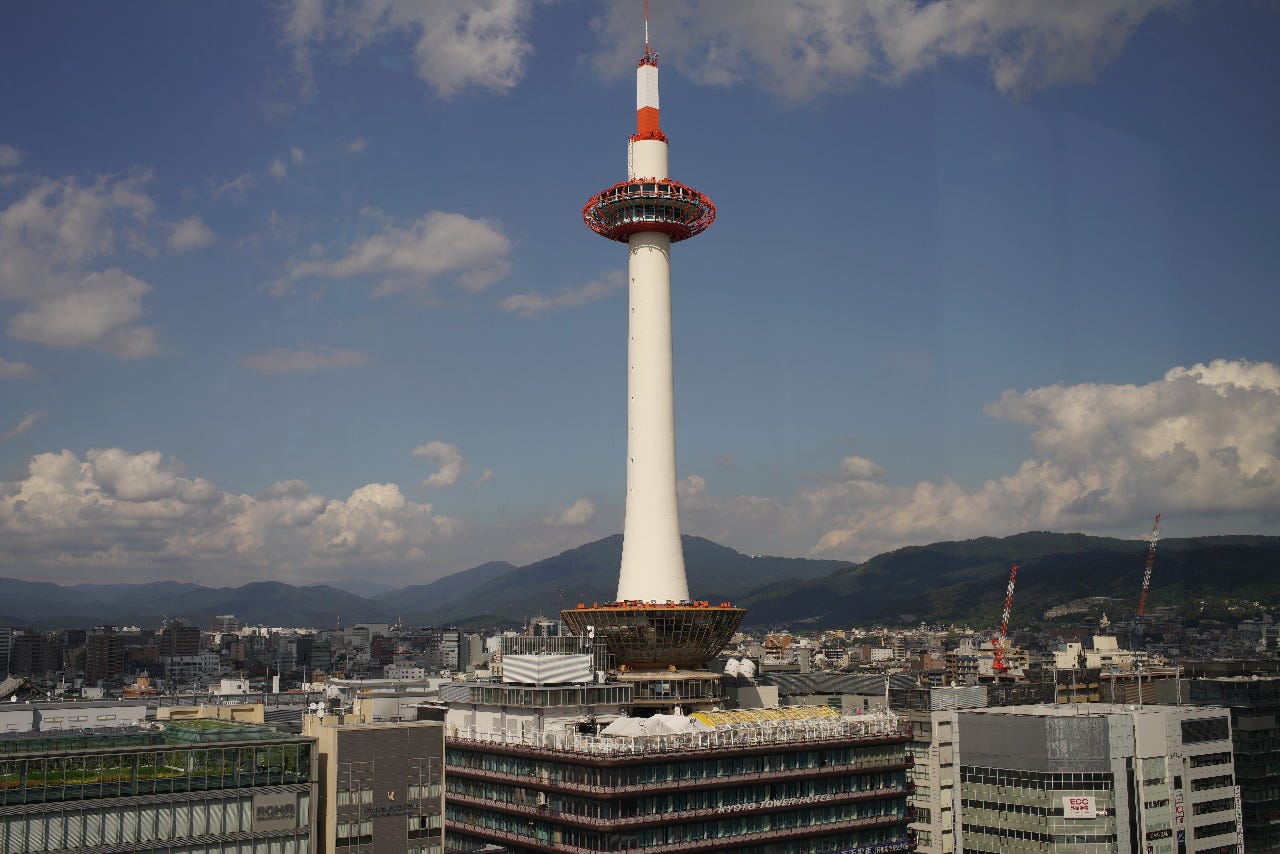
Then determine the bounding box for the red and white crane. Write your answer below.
[1135,513,1162,619]
[991,563,1020,675]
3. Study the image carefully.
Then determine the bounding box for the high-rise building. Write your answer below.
[1185,675,1280,852]
[85,631,124,684]
[158,620,202,656]
[954,703,1240,854]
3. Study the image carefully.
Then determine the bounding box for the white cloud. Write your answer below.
[675,359,1280,561]
[347,137,367,153]
[283,0,534,98]
[0,448,456,581]
[411,440,466,488]
[282,211,510,297]
[237,345,367,373]
[290,146,305,166]
[546,498,595,527]
[0,356,35,378]
[589,0,1181,101]
[472,468,494,488]
[840,456,886,480]
[500,270,624,317]
[0,175,160,358]
[168,215,216,252]
[0,412,45,442]
[268,158,288,179]
[0,144,23,169]
[213,172,256,199]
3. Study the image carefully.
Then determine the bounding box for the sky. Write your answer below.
[1,1,1278,590]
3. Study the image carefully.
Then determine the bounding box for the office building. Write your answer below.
[1186,675,1280,852]
[0,720,316,852]
[305,711,445,854]
[955,703,1240,853]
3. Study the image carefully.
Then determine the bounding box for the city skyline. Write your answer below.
[2,1,1279,587]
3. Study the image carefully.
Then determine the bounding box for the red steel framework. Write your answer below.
[1136,513,1162,618]
[991,563,1019,674]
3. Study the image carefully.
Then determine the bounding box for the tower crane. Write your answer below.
[1135,514,1162,619]
[991,563,1019,675]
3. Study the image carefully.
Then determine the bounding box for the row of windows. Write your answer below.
[961,798,1112,818]
[962,822,1116,845]
[1193,797,1235,816]
[1182,717,1231,744]
[1194,820,1238,839]
[961,766,1114,790]
[449,773,906,820]
[448,801,906,851]
[0,793,309,853]
[1189,751,1233,768]
[1192,774,1235,791]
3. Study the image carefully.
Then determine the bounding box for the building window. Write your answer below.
[1181,717,1229,744]
[1194,821,1238,840]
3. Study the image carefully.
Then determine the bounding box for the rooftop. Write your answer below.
[449,707,907,759]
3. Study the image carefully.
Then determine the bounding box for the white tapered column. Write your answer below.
[618,229,688,603]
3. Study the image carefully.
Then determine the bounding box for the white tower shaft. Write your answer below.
[616,62,687,603]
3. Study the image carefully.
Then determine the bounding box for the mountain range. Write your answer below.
[2,531,1278,630]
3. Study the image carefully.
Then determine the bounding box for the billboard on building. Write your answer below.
[252,792,299,831]
[502,653,592,684]
[1063,795,1097,819]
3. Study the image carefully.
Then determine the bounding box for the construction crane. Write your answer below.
[1135,514,1162,619]
[991,563,1019,675]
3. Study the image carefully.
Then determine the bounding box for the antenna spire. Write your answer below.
[644,0,650,55]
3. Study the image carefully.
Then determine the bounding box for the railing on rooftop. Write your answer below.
[447,711,908,759]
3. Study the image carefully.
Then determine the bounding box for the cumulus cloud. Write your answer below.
[0,175,160,358]
[168,216,216,252]
[290,146,305,166]
[268,157,288,180]
[347,137,367,153]
[675,359,1280,561]
[237,345,367,373]
[500,270,624,317]
[283,0,534,98]
[0,447,456,581]
[0,356,35,378]
[279,211,510,297]
[0,412,45,442]
[0,144,24,169]
[412,440,466,488]
[546,498,595,527]
[590,0,1181,101]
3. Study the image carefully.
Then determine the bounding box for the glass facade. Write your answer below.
[0,733,315,853]
[445,733,912,853]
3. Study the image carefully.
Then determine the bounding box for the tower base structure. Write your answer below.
[561,602,744,712]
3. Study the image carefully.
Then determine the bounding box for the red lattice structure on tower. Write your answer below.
[991,564,1019,675]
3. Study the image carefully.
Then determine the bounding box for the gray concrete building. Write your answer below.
[955,703,1239,854]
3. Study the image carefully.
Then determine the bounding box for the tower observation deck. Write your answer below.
[563,9,743,694]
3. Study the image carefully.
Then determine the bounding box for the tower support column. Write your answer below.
[619,231,687,603]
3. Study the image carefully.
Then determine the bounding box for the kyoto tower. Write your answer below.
[563,3,744,710]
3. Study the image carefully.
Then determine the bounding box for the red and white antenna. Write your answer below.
[991,563,1019,674]
[1136,513,1162,618]
[644,0,650,56]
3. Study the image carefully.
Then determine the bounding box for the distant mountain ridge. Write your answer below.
[2,531,1278,630]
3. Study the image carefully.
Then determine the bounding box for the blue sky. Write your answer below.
[1,1,1278,588]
